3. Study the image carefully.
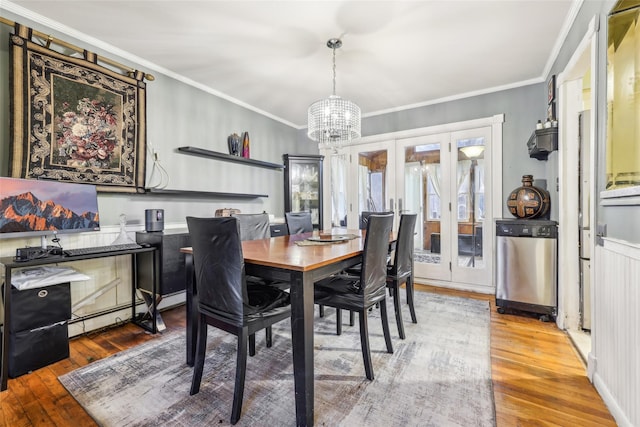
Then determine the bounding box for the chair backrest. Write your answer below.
[392,214,418,278]
[360,210,393,230]
[285,211,313,235]
[232,213,270,241]
[186,216,247,324]
[359,213,394,303]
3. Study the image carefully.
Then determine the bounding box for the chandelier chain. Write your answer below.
[307,37,361,147]
[332,45,336,96]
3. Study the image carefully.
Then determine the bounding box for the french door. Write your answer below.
[346,140,396,228]
[343,126,493,289]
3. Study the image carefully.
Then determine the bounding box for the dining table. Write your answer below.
[181,228,391,426]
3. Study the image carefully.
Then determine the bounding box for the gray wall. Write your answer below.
[305,0,636,242]
[546,0,640,243]
[5,0,633,243]
[0,11,316,232]
[363,84,555,220]
[297,83,553,220]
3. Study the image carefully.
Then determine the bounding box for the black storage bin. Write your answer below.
[8,321,69,378]
[8,282,71,332]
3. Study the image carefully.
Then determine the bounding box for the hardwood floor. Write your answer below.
[0,285,616,426]
[416,284,616,427]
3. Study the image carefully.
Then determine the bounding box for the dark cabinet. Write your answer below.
[269,223,288,237]
[136,229,190,296]
[283,154,324,229]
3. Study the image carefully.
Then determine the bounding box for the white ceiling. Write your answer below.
[5,0,578,128]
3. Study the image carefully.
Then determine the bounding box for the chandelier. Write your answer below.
[307,38,361,148]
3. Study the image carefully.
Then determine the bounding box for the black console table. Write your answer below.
[135,230,190,331]
[0,246,158,391]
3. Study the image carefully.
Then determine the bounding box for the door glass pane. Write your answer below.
[405,143,441,265]
[358,149,388,225]
[457,137,485,269]
[291,162,320,226]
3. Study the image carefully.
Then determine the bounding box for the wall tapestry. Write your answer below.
[9,26,147,193]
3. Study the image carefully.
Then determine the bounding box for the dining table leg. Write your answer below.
[185,252,197,366]
[289,271,315,426]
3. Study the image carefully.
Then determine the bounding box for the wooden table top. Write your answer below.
[181,228,374,272]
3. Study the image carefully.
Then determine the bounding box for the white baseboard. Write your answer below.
[69,305,139,337]
[68,292,185,337]
[587,352,596,381]
[593,372,633,427]
[556,306,566,330]
[414,277,495,295]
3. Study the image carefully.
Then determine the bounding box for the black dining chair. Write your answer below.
[232,212,288,347]
[285,210,329,317]
[314,213,394,380]
[359,210,393,230]
[186,216,291,425]
[386,213,418,339]
[232,213,270,241]
[285,211,313,235]
[340,210,394,328]
[354,211,395,261]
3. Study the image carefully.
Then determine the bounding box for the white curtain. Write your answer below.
[458,159,470,193]
[426,164,442,198]
[476,159,485,193]
[358,164,370,211]
[330,154,348,226]
[457,160,471,220]
[476,159,485,219]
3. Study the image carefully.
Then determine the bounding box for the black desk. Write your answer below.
[0,246,158,391]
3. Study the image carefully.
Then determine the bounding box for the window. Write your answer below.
[457,138,485,223]
[606,2,640,190]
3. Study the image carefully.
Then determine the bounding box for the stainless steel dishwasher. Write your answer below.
[496,219,558,321]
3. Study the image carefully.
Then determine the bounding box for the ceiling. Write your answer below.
[6,1,578,128]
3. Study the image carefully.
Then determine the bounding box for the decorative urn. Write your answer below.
[506,175,550,219]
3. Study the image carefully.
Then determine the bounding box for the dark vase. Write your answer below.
[241,131,250,158]
[228,133,241,156]
[506,175,550,219]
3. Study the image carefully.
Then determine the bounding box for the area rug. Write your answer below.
[59,292,495,426]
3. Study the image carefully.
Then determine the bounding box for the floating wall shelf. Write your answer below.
[142,188,268,198]
[177,146,284,170]
[527,127,558,161]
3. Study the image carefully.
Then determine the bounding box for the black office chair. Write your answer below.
[186,216,291,425]
[386,213,418,339]
[314,213,394,380]
[285,211,313,235]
